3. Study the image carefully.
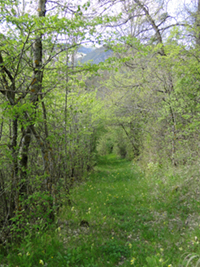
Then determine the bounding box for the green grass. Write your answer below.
[2,154,200,266]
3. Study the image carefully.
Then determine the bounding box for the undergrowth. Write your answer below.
[1,154,200,266]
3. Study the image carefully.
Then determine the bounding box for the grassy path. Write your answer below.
[3,154,200,266]
[56,154,199,267]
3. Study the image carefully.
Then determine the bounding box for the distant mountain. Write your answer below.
[77,46,94,54]
[77,46,112,64]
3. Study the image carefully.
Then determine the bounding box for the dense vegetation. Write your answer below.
[1,155,200,266]
[1,0,200,266]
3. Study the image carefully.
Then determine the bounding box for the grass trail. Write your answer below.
[57,154,200,266]
[4,154,200,266]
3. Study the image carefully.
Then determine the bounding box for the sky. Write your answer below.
[169,0,195,15]
[0,0,197,41]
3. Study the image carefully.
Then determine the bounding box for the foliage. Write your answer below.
[0,0,111,243]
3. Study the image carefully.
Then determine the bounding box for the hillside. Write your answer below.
[77,46,94,54]
[78,46,113,64]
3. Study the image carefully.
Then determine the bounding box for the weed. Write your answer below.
[3,154,200,266]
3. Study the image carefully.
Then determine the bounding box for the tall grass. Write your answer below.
[1,154,200,266]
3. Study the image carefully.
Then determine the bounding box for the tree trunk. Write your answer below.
[18,0,47,206]
[196,0,200,46]
[133,0,177,165]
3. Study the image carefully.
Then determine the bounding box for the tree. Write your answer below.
[0,0,112,241]
[98,0,200,166]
